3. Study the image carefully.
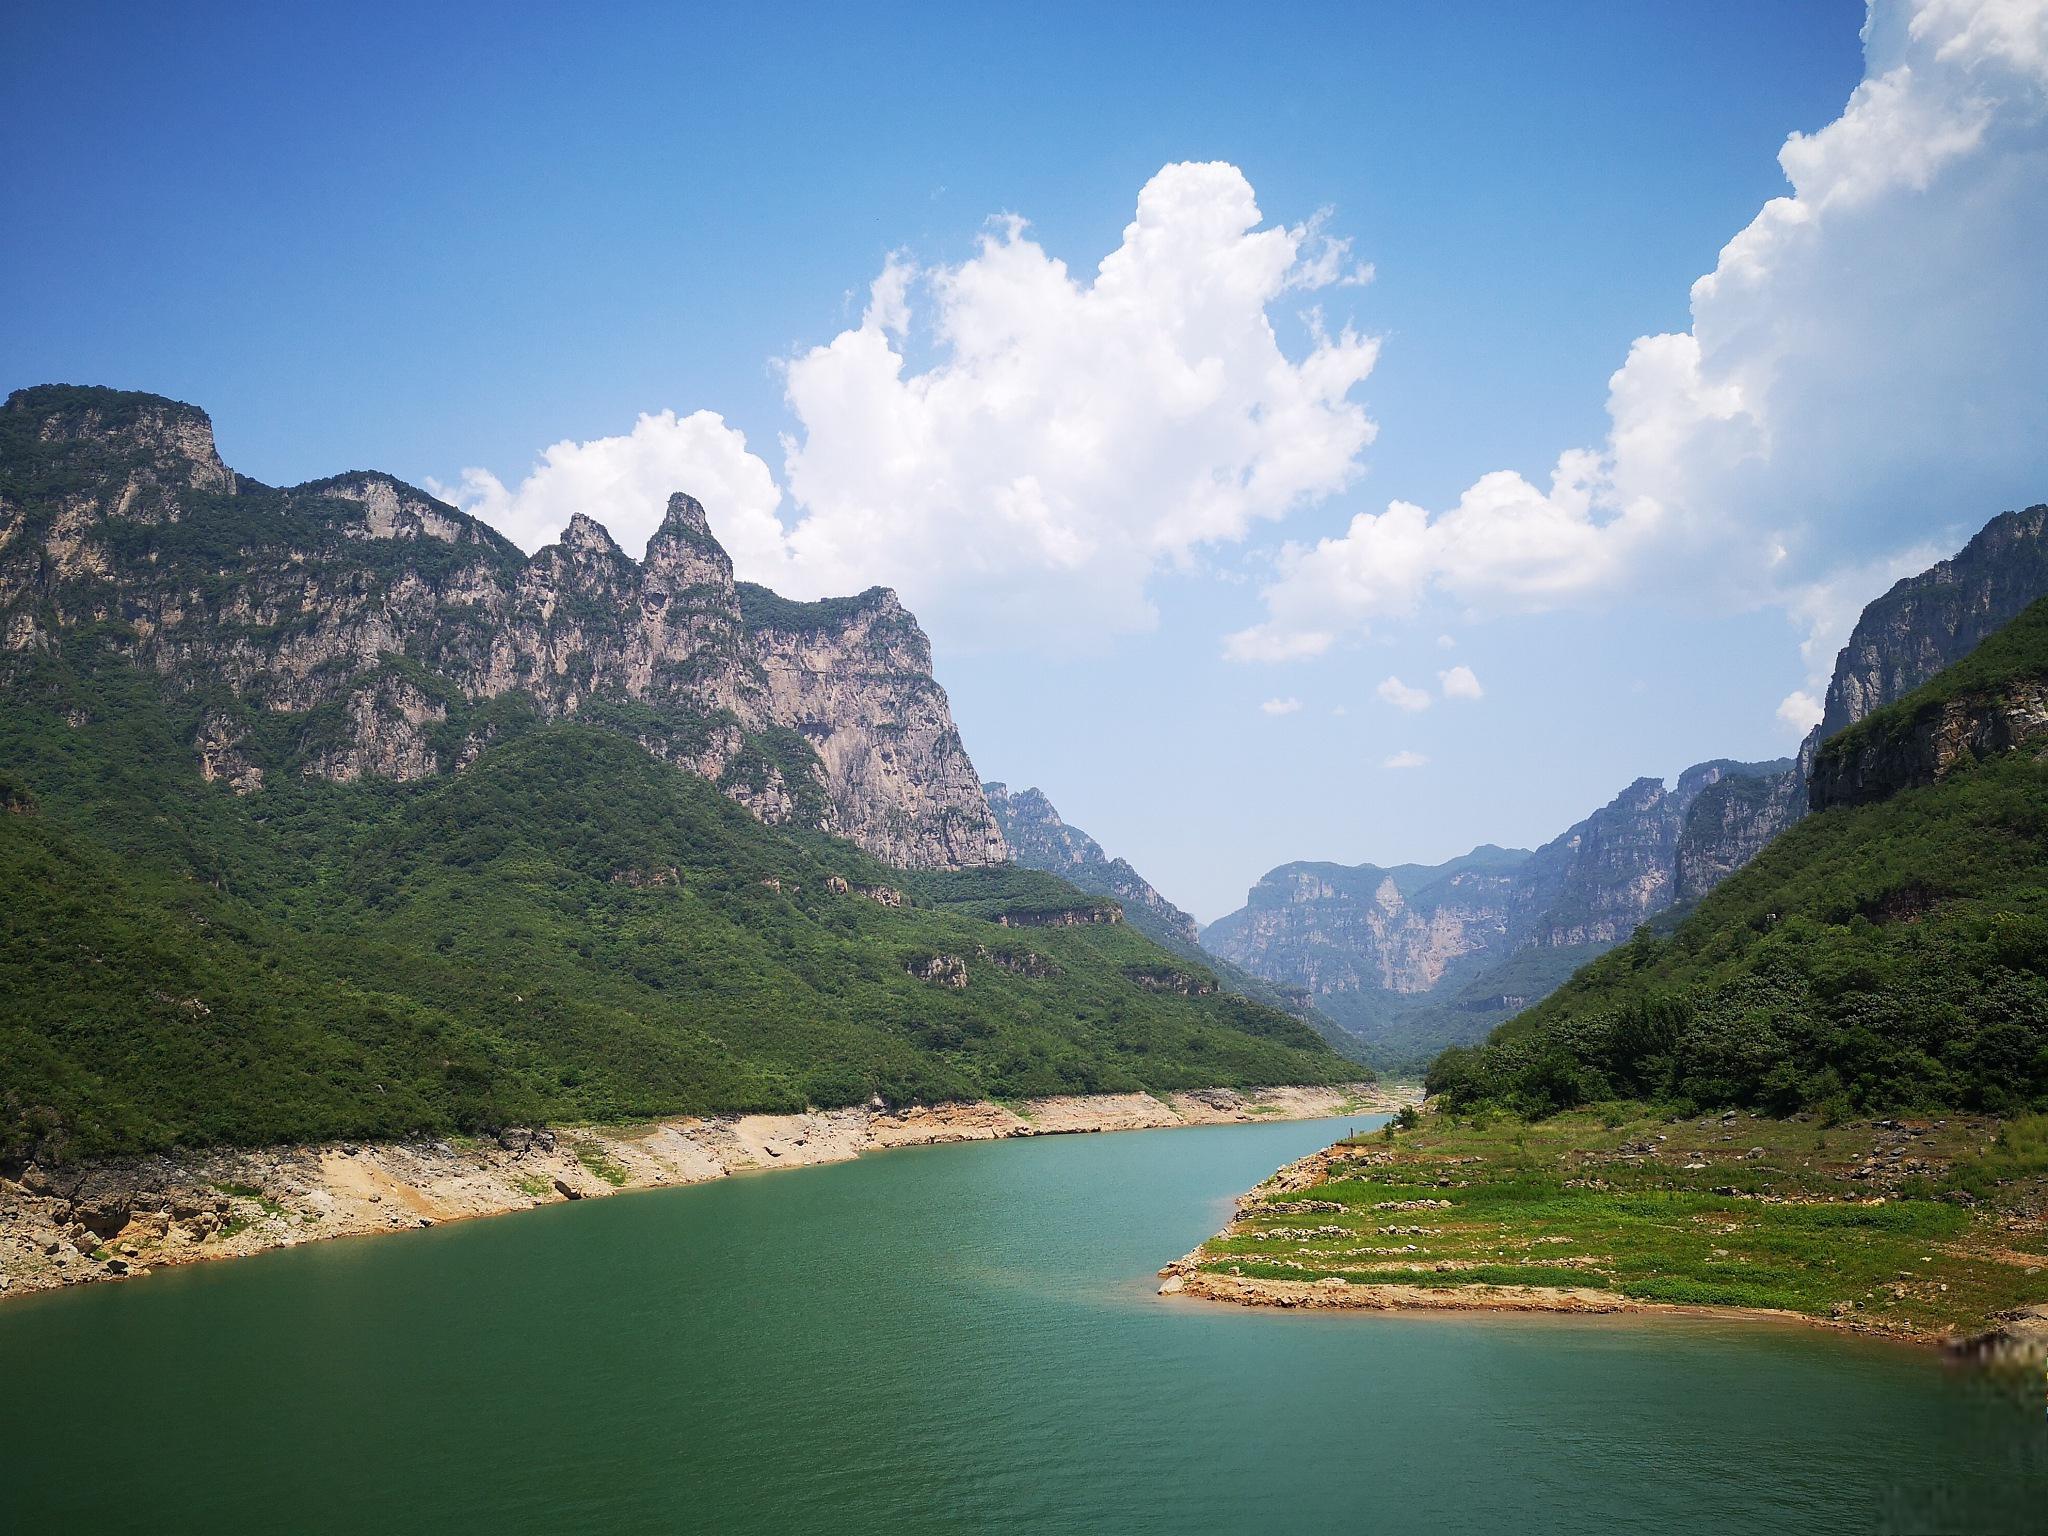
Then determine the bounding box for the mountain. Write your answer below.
[0,385,1351,1163]
[984,779,1367,1058]
[0,384,1006,870]
[1202,761,1789,1068]
[1430,596,2048,1116]
[984,782,1199,950]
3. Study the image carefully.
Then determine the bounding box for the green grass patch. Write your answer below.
[1199,1104,2048,1337]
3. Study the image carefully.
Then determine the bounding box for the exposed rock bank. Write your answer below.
[0,1083,1404,1303]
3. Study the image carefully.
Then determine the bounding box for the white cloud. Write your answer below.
[1383,749,1430,770]
[1229,0,2048,661]
[774,162,1380,638]
[1375,675,1432,712]
[444,163,1380,648]
[1437,664,1484,700]
[1436,633,1457,649]
[1259,696,1303,715]
[1776,690,1824,733]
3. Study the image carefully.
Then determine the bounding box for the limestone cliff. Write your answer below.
[1673,766,1802,904]
[1809,598,2048,811]
[0,384,1005,870]
[1810,679,2048,810]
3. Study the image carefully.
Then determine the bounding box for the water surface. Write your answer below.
[3,1114,2041,1532]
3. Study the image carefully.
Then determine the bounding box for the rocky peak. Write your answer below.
[643,492,735,590]
[309,473,478,545]
[1810,596,2048,812]
[4,384,234,509]
[559,512,626,562]
[1799,505,2048,784]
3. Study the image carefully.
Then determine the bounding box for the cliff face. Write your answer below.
[1810,506,2048,755]
[983,782,1199,951]
[0,385,1005,870]
[1201,846,1535,1003]
[1808,598,2048,811]
[1673,767,1803,904]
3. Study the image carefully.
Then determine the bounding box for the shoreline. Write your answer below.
[0,1082,1406,1304]
[1158,1265,1920,1344]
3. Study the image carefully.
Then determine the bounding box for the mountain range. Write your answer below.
[1432,590,2048,1115]
[1202,503,2048,1070]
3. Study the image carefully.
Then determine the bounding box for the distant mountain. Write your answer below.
[1202,763,1787,1068]
[985,779,1368,1061]
[1432,595,2048,1116]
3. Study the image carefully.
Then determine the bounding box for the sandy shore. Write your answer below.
[0,1082,1406,1303]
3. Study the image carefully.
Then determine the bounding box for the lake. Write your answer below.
[3,1113,2041,1532]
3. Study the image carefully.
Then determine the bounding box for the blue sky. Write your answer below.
[7,1,2046,919]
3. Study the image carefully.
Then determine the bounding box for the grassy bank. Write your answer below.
[1187,1104,2048,1340]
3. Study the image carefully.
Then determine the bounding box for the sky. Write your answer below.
[6,1,2046,921]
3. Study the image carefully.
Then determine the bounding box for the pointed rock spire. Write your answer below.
[644,491,734,588]
[561,511,625,560]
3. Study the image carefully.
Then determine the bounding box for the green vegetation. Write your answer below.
[735,582,903,636]
[572,1142,630,1187]
[0,640,1348,1165]
[1197,1105,2048,1337]
[1428,603,2048,1118]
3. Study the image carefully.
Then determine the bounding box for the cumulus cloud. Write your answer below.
[1376,675,1432,712]
[1228,0,2048,668]
[442,162,1380,644]
[1438,664,1484,700]
[1259,696,1303,715]
[1383,749,1430,770]
[1776,690,1824,733]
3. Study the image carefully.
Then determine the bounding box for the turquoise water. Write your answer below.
[3,1114,2042,1533]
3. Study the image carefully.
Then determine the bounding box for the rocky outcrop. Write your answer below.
[1809,678,2048,811]
[905,953,970,989]
[0,385,1006,870]
[984,781,1198,950]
